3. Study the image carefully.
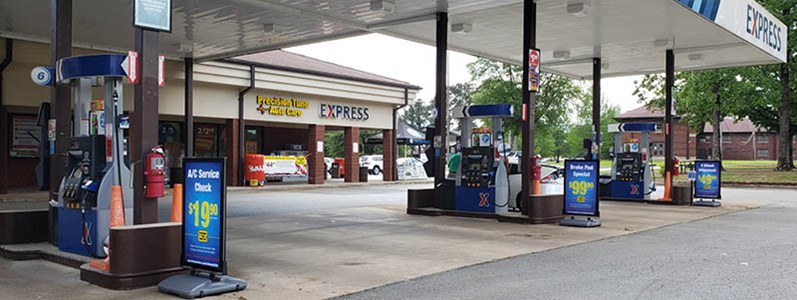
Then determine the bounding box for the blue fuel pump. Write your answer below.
[450,104,512,214]
[35,54,134,257]
[604,123,657,201]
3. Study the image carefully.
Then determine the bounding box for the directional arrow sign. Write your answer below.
[121,51,139,84]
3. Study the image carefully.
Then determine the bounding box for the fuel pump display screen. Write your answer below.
[182,158,227,273]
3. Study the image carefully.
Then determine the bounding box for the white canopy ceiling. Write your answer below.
[0,0,786,79]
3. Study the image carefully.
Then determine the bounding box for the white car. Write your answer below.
[359,155,384,175]
[324,157,335,174]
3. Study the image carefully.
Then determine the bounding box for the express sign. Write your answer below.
[745,3,783,54]
[676,0,787,63]
[319,103,370,121]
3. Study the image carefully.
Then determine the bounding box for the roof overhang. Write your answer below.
[0,0,786,78]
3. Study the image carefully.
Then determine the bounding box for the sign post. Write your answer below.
[693,160,722,207]
[158,158,247,298]
[560,160,601,227]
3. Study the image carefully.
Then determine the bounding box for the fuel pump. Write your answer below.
[450,104,512,214]
[38,54,134,258]
[605,123,657,201]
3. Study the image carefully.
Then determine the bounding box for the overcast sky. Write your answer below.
[288,34,643,113]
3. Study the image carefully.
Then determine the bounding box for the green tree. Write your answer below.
[467,58,583,156]
[633,69,744,161]
[634,1,797,170]
[324,131,343,158]
[399,99,433,131]
[566,94,620,159]
[677,69,753,160]
[750,0,796,170]
[448,82,474,132]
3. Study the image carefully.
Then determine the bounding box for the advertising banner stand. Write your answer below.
[159,158,247,298]
[560,160,601,228]
[693,160,722,207]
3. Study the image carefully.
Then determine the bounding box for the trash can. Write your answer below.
[245,154,266,186]
[330,163,341,178]
[359,166,369,182]
[334,158,346,177]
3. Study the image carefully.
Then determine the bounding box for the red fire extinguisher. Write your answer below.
[533,154,543,180]
[144,145,166,198]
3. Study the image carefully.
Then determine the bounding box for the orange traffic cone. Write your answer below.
[532,179,541,195]
[90,185,125,272]
[658,171,672,202]
[171,184,183,223]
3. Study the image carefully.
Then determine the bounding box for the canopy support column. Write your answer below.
[132,28,160,224]
[49,0,72,202]
[593,57,601,161]
[184,58,194,157]
[664,49,675,197]
[237,66,255,186]
[520,0,537,207]
[433,12,448,206]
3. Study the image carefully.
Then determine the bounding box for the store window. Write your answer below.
[757,149,769,158]
[721,135,732,144]
[245,126,263,154]
[195,124,223,158]
[651,143,665,157]
[756,134,769,143]
[9,114,40,158]
[158,121,184,169]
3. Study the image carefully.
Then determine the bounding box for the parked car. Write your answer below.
[359,155,384,175]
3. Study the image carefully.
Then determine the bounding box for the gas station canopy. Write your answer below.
[0,0,787,78]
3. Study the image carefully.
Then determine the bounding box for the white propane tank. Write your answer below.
[494,162,509,215]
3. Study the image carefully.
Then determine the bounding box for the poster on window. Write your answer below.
[11,115,40,158]
[195,124,217,157]
[262,156,307,177]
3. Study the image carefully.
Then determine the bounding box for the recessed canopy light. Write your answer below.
[370,0,395,13]
[451,23,472,34]
[567,0,592,17]
[553,50,571,60]
[654,39,671,48]
[688,54,703,61]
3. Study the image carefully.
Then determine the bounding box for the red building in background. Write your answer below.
[614,106,696,159]
[614,106,796,161]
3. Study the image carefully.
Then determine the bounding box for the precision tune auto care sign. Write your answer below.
[183,158,226,272]
[563,160,599,216]
[676,0,788,63]
[694,160,722,199]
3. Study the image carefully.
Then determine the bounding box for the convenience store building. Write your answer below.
[0,39,420,190]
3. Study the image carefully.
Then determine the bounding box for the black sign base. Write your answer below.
[158,272,247,299]
[559,216,601,228]
[693,200,721,207]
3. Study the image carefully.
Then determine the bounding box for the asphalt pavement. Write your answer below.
[342,188,797,300]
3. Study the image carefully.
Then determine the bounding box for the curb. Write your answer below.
[227,179,435,193]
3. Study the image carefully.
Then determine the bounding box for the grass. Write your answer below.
[670,160,797,184]
[550,159,797,184]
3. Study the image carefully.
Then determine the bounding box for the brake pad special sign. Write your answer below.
[183,159,225,271]
[564,160,599,216]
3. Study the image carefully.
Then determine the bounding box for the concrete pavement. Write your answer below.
[0,185,781,299]
[343,188,797,299]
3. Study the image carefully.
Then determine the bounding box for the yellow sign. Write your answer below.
[257,96,308,117]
